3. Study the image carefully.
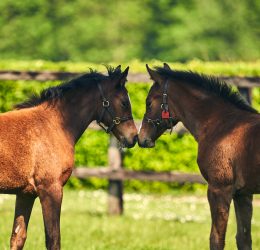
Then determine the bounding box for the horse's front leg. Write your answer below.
[38,182,63,250]
[207,184,233,250]
[10,194,35,250]
[233,194,253,250]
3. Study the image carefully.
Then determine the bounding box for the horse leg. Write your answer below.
[10,194,35,250]
[38,183,63,250]
[207,184,233,250]
[233,194,253,250]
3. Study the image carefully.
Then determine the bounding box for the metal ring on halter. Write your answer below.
[113,117,121,125]
[161,103,168,110]
[102,100,110,107]
[146,117,162,127]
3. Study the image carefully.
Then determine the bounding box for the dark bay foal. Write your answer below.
[0,66,137,250]
[138,63,260,250]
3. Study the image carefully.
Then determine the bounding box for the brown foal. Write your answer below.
[0,65,137,250]
[138,63,260,250]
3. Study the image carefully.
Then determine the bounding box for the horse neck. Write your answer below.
[168,82,244,141]
[47,87,99,144]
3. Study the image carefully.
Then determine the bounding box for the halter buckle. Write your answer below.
[161,103,168,110]
[113,117,121,125]
[102,100,110,107]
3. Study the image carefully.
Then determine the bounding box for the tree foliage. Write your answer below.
[0,0,259,62]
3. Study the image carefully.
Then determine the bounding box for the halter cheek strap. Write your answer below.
[96,83,133,133]
[145,80,175,134]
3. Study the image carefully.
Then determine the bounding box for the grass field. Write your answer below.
[1,189,260,250]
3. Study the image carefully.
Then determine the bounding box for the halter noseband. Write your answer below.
[145,80,175,134]
[96,83,133,133]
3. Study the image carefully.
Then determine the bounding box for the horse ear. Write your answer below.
[146,64,163,84]
[119,66,129,87]
[115,65,121,72]
[122,66,129,78]
[163,63,171,70]
[113,66,129,88]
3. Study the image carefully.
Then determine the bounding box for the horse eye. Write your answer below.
[146,101,152,108]
[121,100,129,108]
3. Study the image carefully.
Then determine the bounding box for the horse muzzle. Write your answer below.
[121,134,138,148]
[137,137,155,148]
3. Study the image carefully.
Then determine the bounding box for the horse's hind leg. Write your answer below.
[38,183,63,250]
[10,194,35,250]
[233,194,253,250]
[207,184,233,250]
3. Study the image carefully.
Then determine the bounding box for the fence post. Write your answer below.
[238,87,252,104]
[107,135,123,215]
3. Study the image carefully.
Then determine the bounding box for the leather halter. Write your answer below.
[145,80,175,133]
[96,83,133,133]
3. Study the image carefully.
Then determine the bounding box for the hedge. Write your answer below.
[1,59,260,76]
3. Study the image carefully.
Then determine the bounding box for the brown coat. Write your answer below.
[0,66,137,250]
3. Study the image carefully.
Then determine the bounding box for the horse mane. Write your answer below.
[155,67,258,114]
[15,66,121,109]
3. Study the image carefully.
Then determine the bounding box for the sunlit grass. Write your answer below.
[1,189,260,250]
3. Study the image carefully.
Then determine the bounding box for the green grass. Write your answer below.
[1,190,260,250]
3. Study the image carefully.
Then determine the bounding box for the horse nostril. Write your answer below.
[122,134,138,148]
[142,139,149,148]
[137,137,154,148]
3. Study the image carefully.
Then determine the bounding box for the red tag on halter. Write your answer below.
[161,111,170,119]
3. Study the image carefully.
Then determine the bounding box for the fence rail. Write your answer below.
[72,167,206,184]
[0,70,260,87]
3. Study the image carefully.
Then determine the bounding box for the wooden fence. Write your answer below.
[0,70,259,215]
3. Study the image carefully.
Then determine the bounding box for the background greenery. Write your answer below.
[0,0,259,62]
[0,61,259,192]
[1,190,260,249]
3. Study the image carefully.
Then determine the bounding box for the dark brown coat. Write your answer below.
[139,64,260,250]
